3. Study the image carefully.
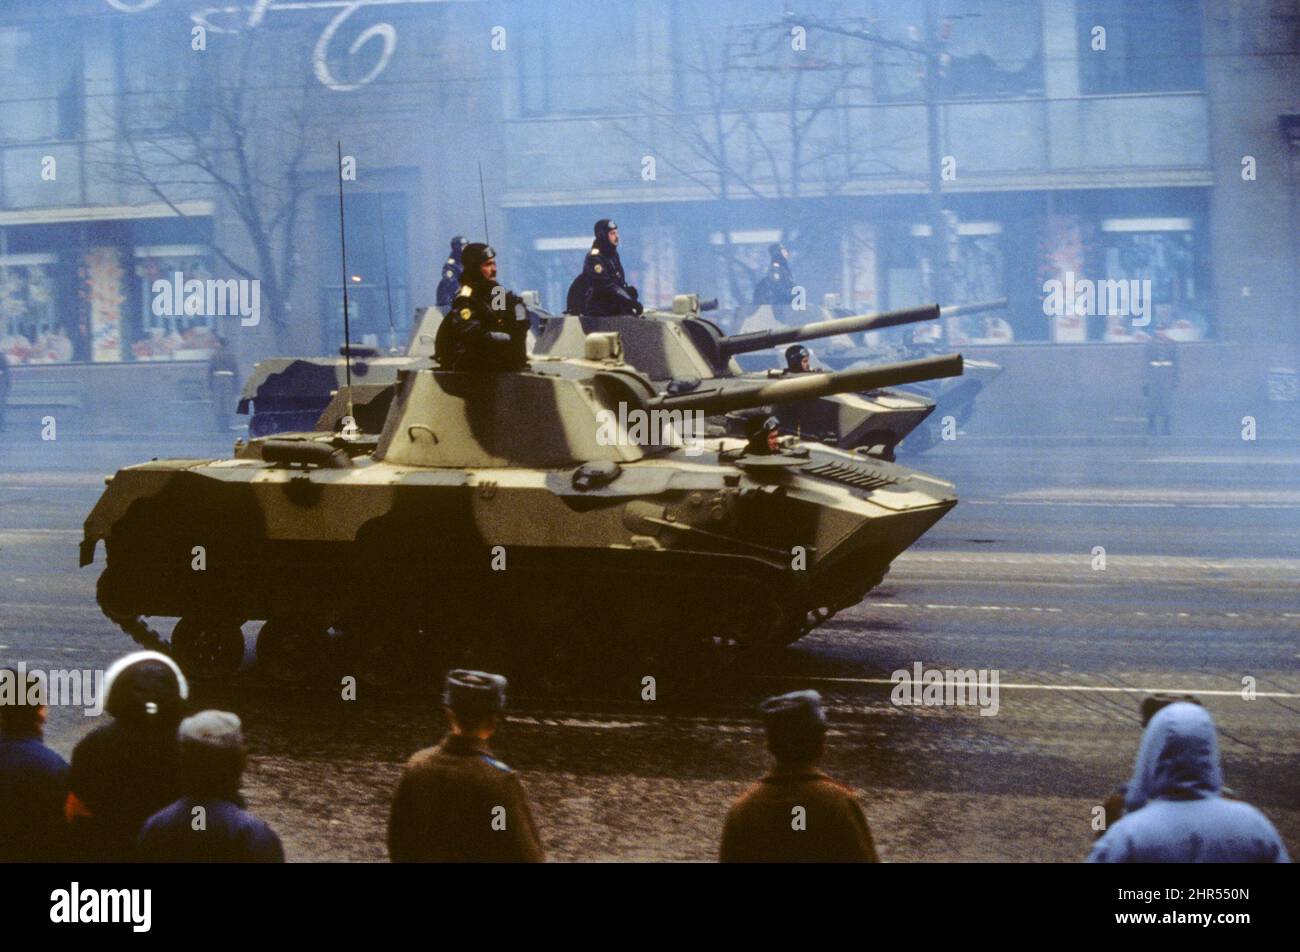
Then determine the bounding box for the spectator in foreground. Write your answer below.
[720,690,880,863]
[137,710,284,863]
[66,651,187,861]
[0,666,70,861]
[388,669,544,862]
[1089,701,1288,863]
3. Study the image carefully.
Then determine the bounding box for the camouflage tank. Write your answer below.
[81,343,963,683]
[757,300,1008,453]
[236,305,446,437]
[532,297,951,459]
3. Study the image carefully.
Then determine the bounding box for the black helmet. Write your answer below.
[102,651,188,728]
[737,406,779,441]
[594,218,618,240]
[449,235,468,253]
[460,242,496,272]
[769,242,788,263]
[785,344,809,371]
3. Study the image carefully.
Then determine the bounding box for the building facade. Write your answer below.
[1,0,1296,436]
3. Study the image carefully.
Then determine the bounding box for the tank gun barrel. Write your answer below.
[647,353,963,417]
[938,298,1008,319]
[717,304,940,358]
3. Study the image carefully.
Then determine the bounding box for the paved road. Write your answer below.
[1,434,1296,861]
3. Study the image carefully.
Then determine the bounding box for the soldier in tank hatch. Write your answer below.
[433,243,530,372]
[566,218,642,316]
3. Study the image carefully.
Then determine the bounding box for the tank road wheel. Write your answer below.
[256,618,332,684]
[171,616,245,682]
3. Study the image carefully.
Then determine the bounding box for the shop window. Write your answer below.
[1096,220,1207,341]
[1077,0,1204,94]
[132,246,219,361]
[0,256,69,364]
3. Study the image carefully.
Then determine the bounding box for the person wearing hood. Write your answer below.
[66,651,188,861]
[0,665,70,862]
[436,235,468,309]
[566,219,642,316]
[1088,702,1289,863]
[137,710,284,863]
[433,243,529,372]
[752,242,795,307]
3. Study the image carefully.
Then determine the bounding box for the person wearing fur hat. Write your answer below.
[65,651,188,861]
[566,219,642,316]
[387,669,543,862]
[720,690,880,863]
[433,243,530,372]
[137,710,284,863]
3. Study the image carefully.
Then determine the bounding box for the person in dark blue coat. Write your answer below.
[0,666,70,862]
[566,219,641,316]
[1089,702,1289,863]
[436,235,468,308]
[137,710,284,863]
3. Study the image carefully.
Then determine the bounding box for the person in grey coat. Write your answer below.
[1089,702,1289,863]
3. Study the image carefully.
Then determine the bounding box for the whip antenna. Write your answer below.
[478,161,489,246]
[336,141,355,425]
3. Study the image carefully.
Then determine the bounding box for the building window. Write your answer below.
[0,26,83,143]
[117,19,210,135]
[1077,0,1204,94]
[318,193,409,350]
[869,0,1045,102]
[514,0,634,116]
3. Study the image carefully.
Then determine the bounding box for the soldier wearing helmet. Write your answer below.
[566,218,642,316]
[433,243,529,372]
[785,344,811,374]
[753,242,795,307]
[435,235,469,309]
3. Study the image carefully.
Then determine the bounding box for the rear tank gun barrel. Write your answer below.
[717,304,940,358]
[938,298,1008,319]
[647,353,963,417]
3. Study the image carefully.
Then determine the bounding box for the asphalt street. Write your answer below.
[1,431,1296,862]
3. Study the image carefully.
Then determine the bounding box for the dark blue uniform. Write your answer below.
[436,236,468,309]
[753,243,795,306]
[436,255,462,308]
[0,729,69,862]
[138,796,284,863]
[566,218,641,316]
[432,244,529,372]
